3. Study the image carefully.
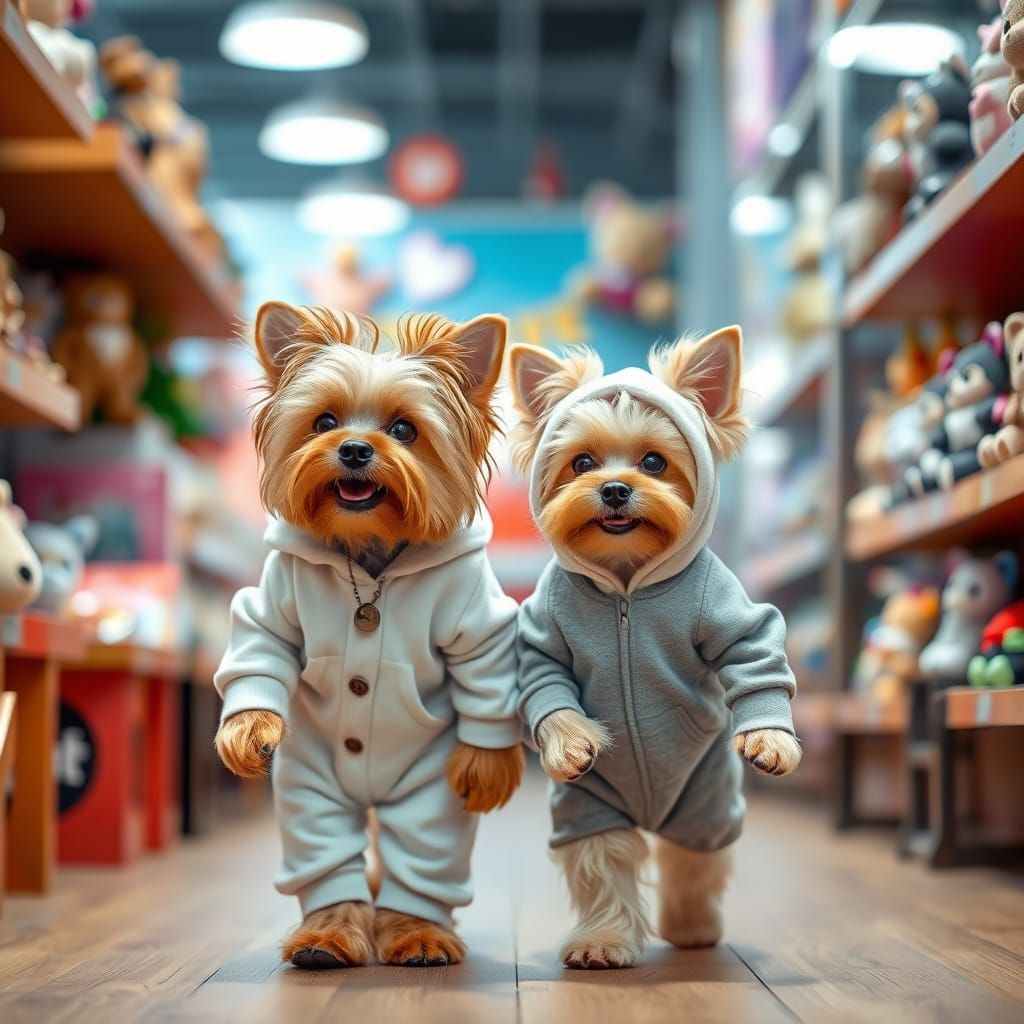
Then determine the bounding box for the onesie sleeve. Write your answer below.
[516,564,587,741]
[696,552,797,737]
[442,553,522,749]
[214,549,303,724]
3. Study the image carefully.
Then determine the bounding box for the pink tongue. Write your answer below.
[603,517,632,526]
[338,480,377,502]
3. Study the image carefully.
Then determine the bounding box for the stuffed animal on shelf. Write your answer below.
[51,274,148,423]
[0,481,42,614]
[23,515,98,615]
[573,182,676,324]
[23,0,99,113]
[1003,0,1024,119]
[886,323,933,398]
[903,325,1010,495]
[781,174,833,342]
[971,6,1014,155]
[968,600,1024,687]
[301,245,391,316]
[900,57,974,221]
[0,210,25,348]
[978,311,1024,467]
[919,550,1018,685]
[832,105,913,274]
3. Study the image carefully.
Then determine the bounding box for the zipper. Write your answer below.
[619,599,629,627]
[616,594,652,825]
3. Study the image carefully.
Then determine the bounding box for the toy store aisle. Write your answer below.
[1,769,1022,1024]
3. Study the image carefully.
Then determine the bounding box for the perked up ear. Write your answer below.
[649,325,749,462]
[451,314,508,399]
[253,301,306,383]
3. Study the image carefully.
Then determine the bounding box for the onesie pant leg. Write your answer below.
[373,772,478,927]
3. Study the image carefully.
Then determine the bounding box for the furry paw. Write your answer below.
[281,901,373,969]
[537,709,611,783]
[659,897,724,949]
[561,928,638,970]
[734,729,802,776]
[214,709,285,778]
[446,742,525,813]
[374,909,465,967]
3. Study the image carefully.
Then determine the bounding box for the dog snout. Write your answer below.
[339,439,375,468]
[600,481,633,509]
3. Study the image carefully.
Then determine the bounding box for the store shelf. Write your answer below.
[0,0,93,142]
[0,345,81,430]
[744,530,830,598]
[843,123,1024,324]
[751,334,831,427]
[946,686,1024,730]
[70,641,187,680]
[846,455,1024,561]
[0,125,238,339]
[834,691,908,735]
[0,610,88,661]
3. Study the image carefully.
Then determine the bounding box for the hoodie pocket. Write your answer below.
[673,703,723,745]
[385,661,446,729]
[300,655,340,697]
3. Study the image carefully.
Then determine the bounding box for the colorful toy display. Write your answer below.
[978,311,1024,467]
[919,550,1018,685]
[23,514,98,615]
[510,327,800,969]
[971,5,1014,156]
[213,303,523,969]
[1003,0,1024,120]
[0,480,42,614]
[969,600,1024,687]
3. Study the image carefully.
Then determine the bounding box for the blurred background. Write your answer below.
[1,0,1023,952]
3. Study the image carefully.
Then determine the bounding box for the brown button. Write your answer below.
[349,677,369,696]
[344,738,363,754]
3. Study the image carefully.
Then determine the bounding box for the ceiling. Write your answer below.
[79,0,680,203]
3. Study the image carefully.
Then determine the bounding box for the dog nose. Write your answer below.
[18,564,34,583]
[339,439,375,468]
[601,481,633,509]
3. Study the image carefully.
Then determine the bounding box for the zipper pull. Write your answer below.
[620,599,628,627]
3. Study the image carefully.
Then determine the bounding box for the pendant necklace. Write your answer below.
[346,557,385,633]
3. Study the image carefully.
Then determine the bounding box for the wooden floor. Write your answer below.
[2,769,1023,1024]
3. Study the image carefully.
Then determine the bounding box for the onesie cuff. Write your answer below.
[219,676,290,724]
[521,689,587,742]
[456,715,523,749]
[730,687,795,737]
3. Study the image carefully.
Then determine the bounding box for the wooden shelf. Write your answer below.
[0,0,93,142]
[834,691,908,735]
[751,334,831,427]
[0,345,81,430]
[743,530,830,598]
[846,455,1024,561]
[0,610,88,661]
[69,641,187,680]
[843,123,1024,324]
[946,686,1024,730]
[0,125,238,339]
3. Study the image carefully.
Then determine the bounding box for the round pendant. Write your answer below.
[354,603,381,633]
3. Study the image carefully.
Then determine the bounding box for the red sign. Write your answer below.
[390,134,465,206]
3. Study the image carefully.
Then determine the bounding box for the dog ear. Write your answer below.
[509,345,603,421]
[649,326,749,461]
[253,301,305,383]
[451,314,508,400]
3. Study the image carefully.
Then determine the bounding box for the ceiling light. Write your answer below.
[298,180,411,237]
[825,22,965,76]
[259,99,388,165]
[730,195,791,237]
[219,1,369,71]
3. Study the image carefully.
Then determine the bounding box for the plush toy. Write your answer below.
[919,550,1018,685]
[0,211,25,348]
[1003,0,1024,119]
[23,515,98,615]
[23,0,99,112]
[968,600,1024,687]
[781,174,832,342]
[573,182,675,324]
[886,323,933,398]
[0,481,42,614]
[903,326,1009,495]
[900,57,974,221]
[51,274,148,423]
[971,6,1014,155]
[301,245,391,316]
[833,105,913,274]
[978,312,1024,467]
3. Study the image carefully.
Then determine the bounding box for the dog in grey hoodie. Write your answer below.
[509,326,802,969]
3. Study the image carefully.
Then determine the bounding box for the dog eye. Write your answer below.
[572,454,596,475]
[387,419,417,444]
[313,413,338,434]
[640,452,667,474]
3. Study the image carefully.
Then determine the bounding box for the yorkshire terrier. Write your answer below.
[214,302,524,969]
[510,326,802,969]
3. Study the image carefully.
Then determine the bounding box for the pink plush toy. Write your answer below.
[971,6,1014,156]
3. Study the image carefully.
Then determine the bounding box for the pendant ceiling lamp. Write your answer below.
[220,2,369,71]
[259,98,389,165]
[298,179,411,238]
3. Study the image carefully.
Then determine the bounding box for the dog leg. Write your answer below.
[655,839,733,948]
[374,909,466,967]
[281,901,374,969]
[555,828,648,969]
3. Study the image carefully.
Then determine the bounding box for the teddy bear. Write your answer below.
[781,174,833,342]
[971,4,1014,155]
[978,311,1024,467]
[573,182,675,324]
[0,481,42,615]
[1003,0,1024,119]
[24,514,98,615]
[51,274,148,424]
